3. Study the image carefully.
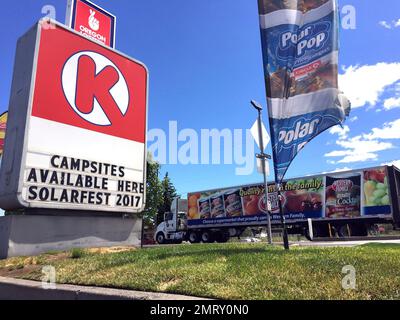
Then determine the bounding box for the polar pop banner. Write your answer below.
[257,0,349,182]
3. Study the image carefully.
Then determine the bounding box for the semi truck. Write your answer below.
[154,165,400,244]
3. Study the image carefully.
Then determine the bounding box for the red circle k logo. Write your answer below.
[61,51,129,126]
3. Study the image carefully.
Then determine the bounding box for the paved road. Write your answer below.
[290,239,400,247]
[145,238,400,248]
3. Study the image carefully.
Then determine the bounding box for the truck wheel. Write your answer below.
[188,231,200,244]
[350,224,368,237]
[369,224,380,236]
[156,232,166,244]
[338,225,351,238]
[201,231,214,243]
[215,232,229,243]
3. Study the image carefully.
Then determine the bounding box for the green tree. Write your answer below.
[142,153,163,226]
[157,172,177,224]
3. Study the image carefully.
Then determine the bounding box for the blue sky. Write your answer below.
[1,0,400,197]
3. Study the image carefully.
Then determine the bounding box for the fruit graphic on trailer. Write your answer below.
[188,194,200,208]
[364,170,389,207]
[188,207,199,219]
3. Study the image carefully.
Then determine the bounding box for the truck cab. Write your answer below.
[154,199,188,244]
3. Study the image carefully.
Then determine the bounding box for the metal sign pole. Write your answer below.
[251,101,273,245]
[251,100,289,250]
[261,154,273,245]
[140,216,144,249]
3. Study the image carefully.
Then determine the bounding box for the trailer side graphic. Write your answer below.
[155,166,400,244]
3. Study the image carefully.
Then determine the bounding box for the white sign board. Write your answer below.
[0,20,148,213]
[251,119,270,152]
[257,158,270,176]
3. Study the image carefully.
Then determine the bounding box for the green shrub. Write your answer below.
[70,248,85,259]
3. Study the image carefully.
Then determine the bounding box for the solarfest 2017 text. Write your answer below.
[25,155,144,208]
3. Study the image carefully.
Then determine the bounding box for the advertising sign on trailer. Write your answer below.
[186,167,393,228]
[0,20,148,213]
[325,173,361,218]
[66,0,116,48]
[324,169,391,218]
[363,168,391,215]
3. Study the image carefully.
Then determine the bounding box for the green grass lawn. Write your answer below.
[1,243,400,300]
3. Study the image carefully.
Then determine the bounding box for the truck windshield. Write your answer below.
[177,213,187,230]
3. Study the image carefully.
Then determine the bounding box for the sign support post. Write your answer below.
[308,218,314,241]
[251,101,273,245]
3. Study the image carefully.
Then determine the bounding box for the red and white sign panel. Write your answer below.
[66,0,116,48]
[0,20,147,213]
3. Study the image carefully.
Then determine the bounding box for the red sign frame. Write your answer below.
[32,24,147,142]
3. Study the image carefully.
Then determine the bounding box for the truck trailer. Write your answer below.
[154,165,400,244]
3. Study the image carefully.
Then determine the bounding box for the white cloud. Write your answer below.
[382,160,400,168]
[341,137,393,155]
[325,136,393,164]
[329,125,350,139]
[322,167,352,174]
[379,21,392,29]
[379,19,400,29]
[333,167,352,173]
[364,119,400,140]
[349,116,358,122]
[325,119,398,165]
[383,97,400,110]
[339,63,400,108]
[325,136,393,163]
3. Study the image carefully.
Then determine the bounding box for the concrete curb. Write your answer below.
[0,277,210,300]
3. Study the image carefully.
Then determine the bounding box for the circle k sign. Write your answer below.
[32,21,147,143]
[0,20,148,214]
[62,51,129,126]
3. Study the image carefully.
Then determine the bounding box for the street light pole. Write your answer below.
[251,100,273,245]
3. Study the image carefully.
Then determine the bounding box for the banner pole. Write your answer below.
[277,183,290,250]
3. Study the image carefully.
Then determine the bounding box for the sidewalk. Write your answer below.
[0,277,210,300]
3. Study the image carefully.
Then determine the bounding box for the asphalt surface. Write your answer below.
[292,239,400,247]
[145,238,400,248]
